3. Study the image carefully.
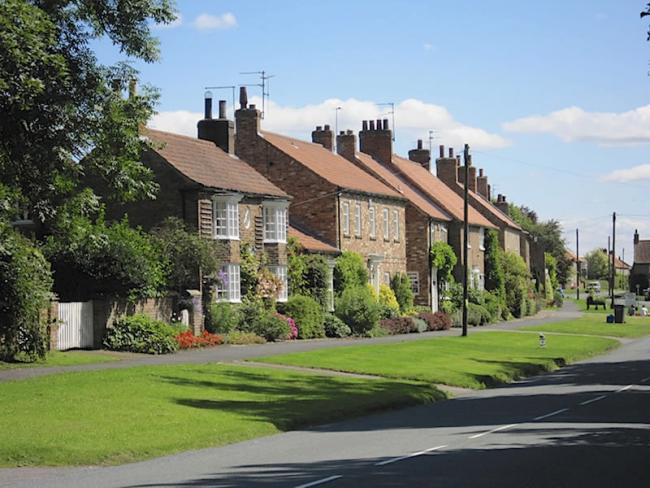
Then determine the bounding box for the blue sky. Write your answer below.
[95,0,650,259]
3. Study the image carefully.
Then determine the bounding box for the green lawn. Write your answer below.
[523,315,650,338]
[257,332,618,389]
[0,364,442,467]
[0,350,122,370]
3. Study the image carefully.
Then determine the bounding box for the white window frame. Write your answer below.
[369,205,376,239]
[383,208,389,240]
[213,195,242,240]
[354,203,362,237]
[270,265,288,302]
[342,202,350,237]
[407,272,420,295]
[392,209,400,241]
[263,200,288,243]
[479,227,485,251]
[216,264,241,303]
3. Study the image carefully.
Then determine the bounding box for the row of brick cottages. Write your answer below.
[109,88,542,322]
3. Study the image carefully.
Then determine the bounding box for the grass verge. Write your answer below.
[523,314,650,338]
[257,331,618,389]
[0,364,443,467]
[0,351,121,370]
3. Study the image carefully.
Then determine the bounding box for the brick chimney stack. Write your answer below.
[198,92,235,154]
[495,194,510,215]
[476,168,489,199]
[436,144,460,185]
[408,139,431,170]
[312,124,333,151]
[359,118,393,165]
[235,86,261,160]
[336,130,356,162]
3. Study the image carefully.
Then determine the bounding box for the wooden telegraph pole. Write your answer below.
[576,228,580,301]
[611,212,616,309]
[462,144,470,337]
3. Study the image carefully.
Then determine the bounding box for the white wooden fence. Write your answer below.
[57,301,94,350]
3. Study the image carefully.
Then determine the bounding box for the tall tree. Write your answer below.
[585,249,609,280]
[0,0,176,222]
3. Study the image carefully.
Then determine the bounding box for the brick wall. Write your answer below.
[503,229,521,255]
[448,222,484,283]
[405,206,431,306]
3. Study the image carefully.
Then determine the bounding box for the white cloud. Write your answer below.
[423,43,433,51]
[153,13,182,29]
[602,164,650,183]
[148,97,509,151]
[193,13,237,30]
[503,105,650,145]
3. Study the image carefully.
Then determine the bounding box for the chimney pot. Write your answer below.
[479,168,484,177]
[324,124,330,130]
[239,86,248,109]
[449,147,454,158]
[218,100,227,119]
[362,120,368,131]
[376,119,382,130]
[346,129,353,135]
[340,131,345,135]
[417,139,423,150]
[250,104,256,109]
[383,119,389,130]
[369,120,375,130]
[316,125,322,131]
[439,145,444,158]
[204,93,213,119]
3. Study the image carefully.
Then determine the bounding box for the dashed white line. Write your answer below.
[468,424,517,439]
[616,384,632,393]
[375,445,447,466]
[533,408,569,421]
[641,376,650,383]
[294,475,343,488]
[579,395,607,406]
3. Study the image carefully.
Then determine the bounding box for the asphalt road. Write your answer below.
[2,326,649,488]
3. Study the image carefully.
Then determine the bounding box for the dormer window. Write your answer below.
[263,200,288,243]
[213,195,242,240]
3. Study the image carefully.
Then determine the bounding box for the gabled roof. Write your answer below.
[472,192,522,231]
[261,131,402,199]
[614,255,631,270]
[387,155,496,229]
[635,240,650,264]
[143,128,288,198]
[354,153,451,222]
[289,225,340,255]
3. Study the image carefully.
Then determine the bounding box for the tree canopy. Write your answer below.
[0,0,176,222]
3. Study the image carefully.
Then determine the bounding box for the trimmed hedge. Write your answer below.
[418,311,452,331]
[103,314,178,354]
[335,285,381,335]
[380,316,417,335]
[282,294,325,339]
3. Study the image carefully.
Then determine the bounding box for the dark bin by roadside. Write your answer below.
[614,304,625,324]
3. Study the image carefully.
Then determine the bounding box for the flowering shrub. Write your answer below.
[283,315,299,340]
[175,330,223,349]
[104,314,178,354]
[418,311,452,331]
[379,316,417,335]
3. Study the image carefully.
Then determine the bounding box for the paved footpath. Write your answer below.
[2,301,649,488]
[0,303,581,383]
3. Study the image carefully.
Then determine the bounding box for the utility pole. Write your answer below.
[611,212,616,309]
[576,228,580,301]
[334,106,342,151]
[607,236,611,296]
[462,144,470,337]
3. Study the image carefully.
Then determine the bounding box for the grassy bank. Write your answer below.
[0,351,122,370]
[0,364,442,467]
[258,331,618,389]
[523,314,650,338]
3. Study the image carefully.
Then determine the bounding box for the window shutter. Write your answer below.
[198,198,213,238]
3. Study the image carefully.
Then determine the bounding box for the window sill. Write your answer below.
[263,239,287,244]
[214,236,240,241]
[479,246,486,251]
[216,298,242,303]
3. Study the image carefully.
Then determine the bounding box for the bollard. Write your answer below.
[539,333,546,348]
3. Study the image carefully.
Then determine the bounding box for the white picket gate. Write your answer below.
[57,301,94,350]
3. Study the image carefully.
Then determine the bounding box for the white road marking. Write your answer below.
[468,424,517,439]
[375,445,447,466]
[579,395,607,406]
[641,376,650,383]
[533,408,569,421]
[294,475,343,488]
[616,385,632,393]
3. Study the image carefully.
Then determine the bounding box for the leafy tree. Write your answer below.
[502,251,531,318]
[286,238,330,307]
[483,229,505,301]
[0,223,53,361]
[334,251,368,293]
[585,249,609,280]
[0,0,175,223]
[151,217,221,292]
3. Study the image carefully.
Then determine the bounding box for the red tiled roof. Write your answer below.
[471,191,522,231]
[635,240,650,264]
[614,255,631,270]
[388,155,497,229]
[143,128,288,198]
[261,132,403,199]
[289,225,340,255]
[354,153,451,221]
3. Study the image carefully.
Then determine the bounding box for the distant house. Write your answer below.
[631,230,650,292]
[234,88,408,291]
[105,98,291,305]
